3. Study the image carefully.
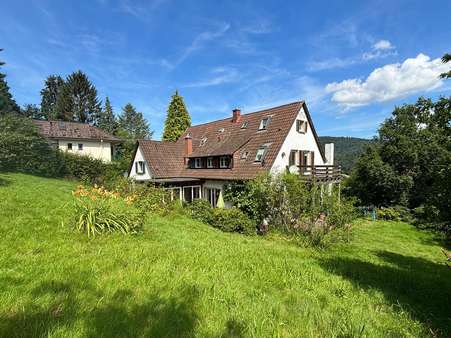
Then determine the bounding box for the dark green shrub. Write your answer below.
[376,205,413,222]
[212,208,255,235]
[59,151,109,184]
[0,114,63,176]
[131,184,172,215]
[186,199,214,224]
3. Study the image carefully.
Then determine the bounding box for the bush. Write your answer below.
[186,199,214,224]
[72,185,143,236]
[377,205,413,222]
[130,184,173,215]
[212,208,255,235]
[0,114,63,176]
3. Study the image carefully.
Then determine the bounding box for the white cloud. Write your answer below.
[183,67,240,88]
[326,53,450,107]
[374,39,394,50]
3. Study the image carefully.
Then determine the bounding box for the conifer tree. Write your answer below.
[55,70,101,123]
[118,103,152,141]
[98,97,118,134]
[0,49,20,115]
[40,75,65,120]
[162,90,191,141]
[21,104,45,120]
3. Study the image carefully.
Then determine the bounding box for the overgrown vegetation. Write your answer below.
[1,173,450,337]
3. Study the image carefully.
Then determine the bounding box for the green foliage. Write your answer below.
[347,96,451,227]
[131,184,172,215]
[319,136,371,173]
[40,75,65,120]
[440,53,451,79]
[97,97,118,134]
[117,103,152,140]
[55,70,101,123]
[21,104,45,120]
[0,114,63,176]
[162,90,191,141]
[186,199,214,224]
[73,185,142,236]
[59,151,109,184]
[0,49,20,115]
[212,207,255,235]
[377,206,413,223]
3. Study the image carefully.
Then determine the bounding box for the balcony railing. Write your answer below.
[291,165,342,183]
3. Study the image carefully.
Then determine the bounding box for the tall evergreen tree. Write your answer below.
[55,70,101,124]
[162,90,191,141]
[21,104,45,120]
[117,103,152,140]
[98,97,118,134]
[40,75,65,120]
[0,49,20,115]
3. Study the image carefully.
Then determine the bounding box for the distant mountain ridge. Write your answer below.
[319,136,371,173]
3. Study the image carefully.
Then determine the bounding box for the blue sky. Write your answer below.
[1,0,450,139]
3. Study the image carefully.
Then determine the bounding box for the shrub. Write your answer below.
[212,208,255,235]
[186,199,214,224]
[72,185,143,236]
[60,152,109,184]
[0,114,63,176]
[131,184,173,215]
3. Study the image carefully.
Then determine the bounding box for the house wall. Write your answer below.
[270,107,327,174]
[129,146,152,181]
[57,139,112,162]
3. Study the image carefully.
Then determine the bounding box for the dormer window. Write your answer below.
[194,158,202,168]
[259,117,270,130]
[255,145,268,162]
[296,120,308,133]
[241,121,248,129]
[240,151,248,160]
[219,156,229,168]
[207,157,214,168]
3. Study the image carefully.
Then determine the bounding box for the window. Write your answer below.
[240,151,248,160]
[78,143,83,151]
[255,146,267,162]
[241,121,248,129]
[194,158,202,168]
[219,156,229,168]
[289,150,297,166]
[205,188,221,207]
[207,157,214,168]
[67,143,72,150]
[200,137,208,146]
[259,117,271,130]
[183,185,202,203]
[135,161,146,175]
[296,120,308,133]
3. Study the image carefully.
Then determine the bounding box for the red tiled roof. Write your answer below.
[32,120,121,142]
[137,101,325,180]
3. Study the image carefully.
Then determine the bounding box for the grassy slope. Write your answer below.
[0,173,449,337]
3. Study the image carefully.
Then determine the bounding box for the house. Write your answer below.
[129,101,339,206]
[33,120,121,163]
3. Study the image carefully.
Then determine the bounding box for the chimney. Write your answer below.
[325,143,334,165]
[184,133,193,156]
[232,108,241,123]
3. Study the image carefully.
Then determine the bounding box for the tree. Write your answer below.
[55,70,101,123]
[98,97,118,134]
[117,103,152,141]
[440,53,451,79]
[21,104,45,120]
[40,75,65,120]
[0,49,20,115]
[162,90,191,141]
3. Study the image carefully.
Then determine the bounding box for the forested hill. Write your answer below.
[319,136,371,173]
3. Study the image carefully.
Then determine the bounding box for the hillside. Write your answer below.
[0,173,449,337]
[319,136,372,173]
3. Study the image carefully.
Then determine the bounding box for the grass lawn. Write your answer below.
[0,173,450,337]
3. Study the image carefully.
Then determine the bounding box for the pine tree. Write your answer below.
[55,70,101,124]
[40,75,65,120]
[0,49,20,115]
[98,97,118,134]
[21,104,45,120]
[162,90,191,141]
[117,103,152,140]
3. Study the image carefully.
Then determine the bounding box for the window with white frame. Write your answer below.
[207,157,214,168]
[204,187,221,207]
[194,158,202,168]
[219,156,229,168]
[135,161,146,174]
[258,117,271,130]
[296,119,308,133]
[78,143,83,151]
[254,146,268,162]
